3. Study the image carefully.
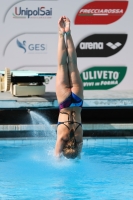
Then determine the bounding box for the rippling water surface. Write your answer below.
[0,138,133,200]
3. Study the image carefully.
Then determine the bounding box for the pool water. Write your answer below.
[0,138,133,200]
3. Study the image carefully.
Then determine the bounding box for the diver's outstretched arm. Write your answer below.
[55,137,65,157]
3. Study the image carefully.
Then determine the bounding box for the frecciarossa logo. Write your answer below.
[76,34,127,57]
[75,1,128,25]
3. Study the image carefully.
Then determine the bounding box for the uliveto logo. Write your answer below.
[80,66,127,90]
[13,6,52,19]
[75,1,128,25]
[16,39,47,54]
[76,34,127,57]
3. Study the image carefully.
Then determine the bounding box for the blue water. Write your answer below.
[0,138,133,200]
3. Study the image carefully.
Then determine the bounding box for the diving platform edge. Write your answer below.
[0,91,133,109]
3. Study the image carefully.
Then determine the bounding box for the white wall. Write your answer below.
[0,0,132,92]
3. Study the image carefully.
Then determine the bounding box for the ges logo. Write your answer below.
[16,39,47,53]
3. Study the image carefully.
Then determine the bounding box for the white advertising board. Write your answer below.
[0,0,132,92]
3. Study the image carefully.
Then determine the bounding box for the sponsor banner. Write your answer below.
[15,39,47,54]
[4,1,59,23]
[13,7,52,19]
[0,0,132,93]
[75,0,128,25]
[76,34,127,57]
[80,66,127,90]
[4,33,57,65]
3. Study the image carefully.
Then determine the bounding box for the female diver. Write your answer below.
[55,16,83,159]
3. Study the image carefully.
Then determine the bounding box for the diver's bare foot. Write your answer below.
[58,16,65,35]
[63,16,70,34]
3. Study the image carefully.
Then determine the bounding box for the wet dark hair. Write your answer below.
[62,129,79,159]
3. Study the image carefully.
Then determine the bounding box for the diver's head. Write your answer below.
[62,129,79,159]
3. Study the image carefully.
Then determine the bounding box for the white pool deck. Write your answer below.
[0,123,133,132]
[0,90,133,133]
[0,90,133,109]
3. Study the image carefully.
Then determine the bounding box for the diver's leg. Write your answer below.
[64,17,83,99]
[56,16,71,104]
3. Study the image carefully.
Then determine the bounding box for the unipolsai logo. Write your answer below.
[76,34,127,57]
[16,39,47,54]
[80,66,127,90]
[74,0,128,25]
[13,6,52,19]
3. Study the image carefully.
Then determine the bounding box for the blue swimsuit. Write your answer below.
[58,93,83,132]
[57,92,83,132]
[59,92,83,110]
[57,111,82,132]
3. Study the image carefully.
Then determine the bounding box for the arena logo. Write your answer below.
[75,1,128,25]
[13,7,52,18]
[16,39,47,54]
[80,66,127,90]
[76,34,127,57]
